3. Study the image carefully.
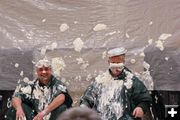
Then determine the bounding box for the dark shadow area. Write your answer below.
[0,90,14,120]
[1,90,180,120]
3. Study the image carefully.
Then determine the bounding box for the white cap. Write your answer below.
[35,59,51,68]
[107,47,127,57]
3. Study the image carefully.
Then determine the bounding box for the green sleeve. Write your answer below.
[13,85,32,102]
[54,83,73,108]
[80,82,98,108]
[137,102,150,113]
[131,77,152,113]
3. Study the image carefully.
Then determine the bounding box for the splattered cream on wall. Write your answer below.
[155,33,172,51]
[76,57,89,70]
[59,23,69,32]
[73,37,84,52]
[51,57,66,77]
[93,24,107,31]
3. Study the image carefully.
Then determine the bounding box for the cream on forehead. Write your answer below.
[35,59,51,68]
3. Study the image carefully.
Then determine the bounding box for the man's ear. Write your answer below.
[122,55,126,62]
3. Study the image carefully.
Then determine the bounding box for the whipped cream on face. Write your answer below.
[109,63,124,71]
[109,63,124,68]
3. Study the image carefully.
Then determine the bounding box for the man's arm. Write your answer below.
[80,82,97,108]
[131,77,152,118]
[12,97,25,120]
[33,93,65,120]
[12,97,22,110]
[44,93,65,114]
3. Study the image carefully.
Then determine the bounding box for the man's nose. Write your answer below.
[42,69,47,73]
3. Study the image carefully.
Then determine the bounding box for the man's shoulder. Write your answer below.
[123,68,145,87]
[51,76,67,91]
[123,68,141,81]
[52,76,64,84]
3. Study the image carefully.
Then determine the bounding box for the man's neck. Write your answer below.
[109,69,123,78]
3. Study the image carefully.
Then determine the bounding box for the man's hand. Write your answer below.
[132,107,144,118]
[33,110,47,120]
[16,107,25,120]
[32,93,65,120]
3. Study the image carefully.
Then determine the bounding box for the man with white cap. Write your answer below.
[80,47,152,120]
[5,59,73,120]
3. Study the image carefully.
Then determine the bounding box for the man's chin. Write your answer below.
[112,72,122,76]
[42,78,49,81]
[39,78,50,86]
[39,77,50,82]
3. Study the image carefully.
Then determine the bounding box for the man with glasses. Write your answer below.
[5,59,73,120]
